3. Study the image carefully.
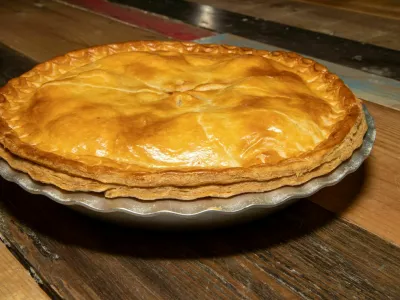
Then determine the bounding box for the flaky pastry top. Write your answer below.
[0,41,361,178]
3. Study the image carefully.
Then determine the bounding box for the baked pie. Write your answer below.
[0,41,367,200]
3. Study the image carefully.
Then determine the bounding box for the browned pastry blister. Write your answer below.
[0,41,367,200]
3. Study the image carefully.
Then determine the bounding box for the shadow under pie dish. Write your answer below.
[0,41,367,201]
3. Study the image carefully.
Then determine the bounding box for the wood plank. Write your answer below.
[186,0,400,50]
[310,101,400,246]
[1,188,400,299]
[299,0,400,20]
[0,0,167,63]
[61,0,214,40]
[0,241,49,300]
[368,32,400,53]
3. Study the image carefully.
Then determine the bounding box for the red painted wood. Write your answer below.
[63,0,215,40]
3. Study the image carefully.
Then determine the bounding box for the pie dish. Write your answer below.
[0,41,368,200]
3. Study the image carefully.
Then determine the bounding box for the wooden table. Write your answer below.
[1,0,400,299]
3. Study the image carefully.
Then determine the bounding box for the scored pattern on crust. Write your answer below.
[0,41,366,192]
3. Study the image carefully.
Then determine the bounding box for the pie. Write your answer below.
[0,41,367,200]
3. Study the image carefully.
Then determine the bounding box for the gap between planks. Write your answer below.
[0,238,49,300]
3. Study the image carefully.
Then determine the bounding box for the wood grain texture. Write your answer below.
[299,0,400,20]
[186,0,400,50]
[1,189,400,299]
[0,0,167,62]
[0,241,49,300]
[311,102,400,246]
[61,0,214,40]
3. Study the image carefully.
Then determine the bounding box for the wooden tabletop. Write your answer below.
[1,0,400,299]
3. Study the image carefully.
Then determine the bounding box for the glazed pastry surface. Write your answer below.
[7,51,344,171]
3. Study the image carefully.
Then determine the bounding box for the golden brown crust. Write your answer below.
[0,101,367,200]
[0,41,367,197]
[0,144,115,193]
[106,109,367,199]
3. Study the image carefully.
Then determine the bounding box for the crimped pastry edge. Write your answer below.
[0,41,365,188]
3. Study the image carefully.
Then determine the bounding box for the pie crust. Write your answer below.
[0,41,367,200]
